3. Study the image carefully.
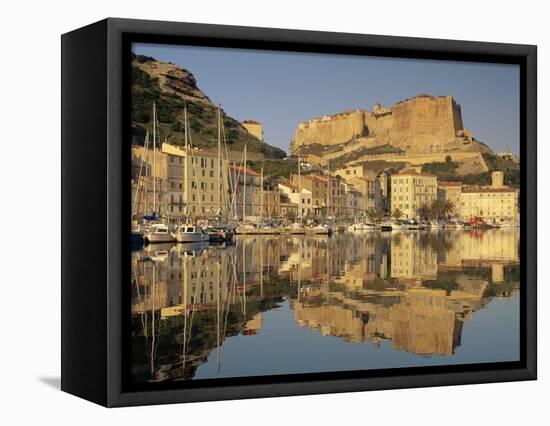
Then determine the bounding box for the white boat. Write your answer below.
[173,224,209,243]
[144,223,175,244]
[289,223,306,234]
[306,224,331,235]
[349,223,378,232]
[235,224,259,234]
[429,221,445,229]
[391,221,404,231]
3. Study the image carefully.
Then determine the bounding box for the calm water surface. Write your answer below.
[131,228,520,383]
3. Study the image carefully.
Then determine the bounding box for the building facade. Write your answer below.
[460,172,518,223]
[390,169,438,219]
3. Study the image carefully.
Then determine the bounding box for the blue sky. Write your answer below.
[133,43,520,155]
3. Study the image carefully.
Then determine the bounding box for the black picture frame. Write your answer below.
[61,17,537,407]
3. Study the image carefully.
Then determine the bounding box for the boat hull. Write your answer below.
[174,233,209,243]
[143,233,175,244]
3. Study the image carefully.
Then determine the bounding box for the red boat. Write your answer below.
[467,216,491,229]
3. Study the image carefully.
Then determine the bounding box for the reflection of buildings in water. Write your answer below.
[243,313,263,335]
[131,228,520,382]
[293,273,491,356]
[441,228,519,269]
[390,233,438,281]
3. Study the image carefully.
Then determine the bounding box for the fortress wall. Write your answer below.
[365,111,394,137]
[390,96,463,153]
[293,109,366,148]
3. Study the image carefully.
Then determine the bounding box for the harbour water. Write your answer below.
[131,228,520,384]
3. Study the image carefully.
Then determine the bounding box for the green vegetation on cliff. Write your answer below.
[329,144,404,169]
[421,153,519,187]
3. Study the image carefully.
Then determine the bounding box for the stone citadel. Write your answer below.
[290,94,493,168]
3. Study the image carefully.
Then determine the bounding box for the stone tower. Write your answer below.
[491,171,504,188]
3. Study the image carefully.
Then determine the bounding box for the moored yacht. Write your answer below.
[289,222,306,234]
[173,224,209,243]
[143,223,175,244]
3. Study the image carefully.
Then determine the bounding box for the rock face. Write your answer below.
[291,94,492,160]
[131,54,287,160]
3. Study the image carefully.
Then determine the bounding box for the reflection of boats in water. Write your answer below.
[144,223,175,244]
[173,224,209,243]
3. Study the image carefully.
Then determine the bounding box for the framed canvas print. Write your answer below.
[61,18,537,407]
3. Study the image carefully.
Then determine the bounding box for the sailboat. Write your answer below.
[143,102,174,244]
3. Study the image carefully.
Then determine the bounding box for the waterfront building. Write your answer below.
[279,194,298,218]
[438,181,463,218]
[390,168,438,219]
[278,181,312,218]
[229,164,261,220]
[292,174,338,216]
[459,171,519,223]
[162,144,229,220]
[257,183,281,218]
[350,176,382,214]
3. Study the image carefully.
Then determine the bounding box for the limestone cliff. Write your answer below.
[290,94,493,168]
[131,54,286,160]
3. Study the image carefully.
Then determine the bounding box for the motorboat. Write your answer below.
[380,221,393,231]
[235,223,260,235]
[206,225,235,242]
[143,223,175,244]
[305,224,331,235]
[173,224,209,243]
[401,219,425,230]
[429,221,445,229]
[289,223,306,234]
[348,223,379,232]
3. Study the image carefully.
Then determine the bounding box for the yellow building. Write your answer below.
[390,169,438,219]
[162,144,229,220]
[460,171,519,223]
[241,120,264,142]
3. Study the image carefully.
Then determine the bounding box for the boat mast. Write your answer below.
[260,165,264,222]
[184,104,189,211]
[144,130,150,216]
[217,104,222,218]
[298,156,301,224]
[243,145,247,222]
[327,160,330,218]
[153,102,157,216]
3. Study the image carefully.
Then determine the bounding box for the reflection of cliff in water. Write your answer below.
[131,228,519,382]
